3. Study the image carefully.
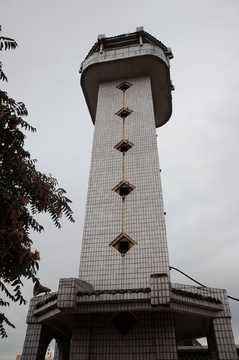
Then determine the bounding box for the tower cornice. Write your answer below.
[80,28,174,128]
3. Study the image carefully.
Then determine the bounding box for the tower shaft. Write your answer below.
[79,76,170,289]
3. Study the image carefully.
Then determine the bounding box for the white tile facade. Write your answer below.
[79,76,170,290]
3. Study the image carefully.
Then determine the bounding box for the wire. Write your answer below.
[7,54,83,76]
[169,266,239,302]
[169,266,206,287]
[228,295,239,302]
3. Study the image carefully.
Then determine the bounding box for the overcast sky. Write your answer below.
[1,0,239,358]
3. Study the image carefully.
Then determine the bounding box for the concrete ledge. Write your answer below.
[81,43,172,128]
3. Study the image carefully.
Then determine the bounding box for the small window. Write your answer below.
[112,181,135,199]
[110,233,137,257]
[119,185,129,196]
[118,240,129,253]
[115,107,133,119]
[121,144,128,153]
[116,82,132,92]
[109,312,139,338]
[114,140,134,154]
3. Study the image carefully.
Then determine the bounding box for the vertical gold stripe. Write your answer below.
[122,198,125,234]
[123,153,125,181]
[123,118,125,141]
[122,91,125,235]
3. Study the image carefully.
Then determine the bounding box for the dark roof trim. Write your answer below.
[172,288,222,305]
[35,293,58,309]
[77,287,151,297]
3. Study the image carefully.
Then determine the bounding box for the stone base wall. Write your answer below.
[70,310,177,360]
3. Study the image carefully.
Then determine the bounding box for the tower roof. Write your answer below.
[83,29,172,62]
[80,27,174,128]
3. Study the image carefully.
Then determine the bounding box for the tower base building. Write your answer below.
[21,28,237,360]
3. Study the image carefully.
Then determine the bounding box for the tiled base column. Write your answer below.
[22,323,70,360]
[151,274,170,305]
[154,311,178,360]
[21,324,43,360]
[69,314,93,360]
[207,318,238,360]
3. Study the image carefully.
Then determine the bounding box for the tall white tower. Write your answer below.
[21,28,238,360]
[79,27,172,291]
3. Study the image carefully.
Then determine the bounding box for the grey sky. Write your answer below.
[1,1,239,358]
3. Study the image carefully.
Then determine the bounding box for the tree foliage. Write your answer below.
[0,26,75,338]
[0,25,17,82]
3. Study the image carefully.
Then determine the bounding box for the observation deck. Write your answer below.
[80,26,174,128]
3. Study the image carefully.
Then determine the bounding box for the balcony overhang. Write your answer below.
[81,50,173,128]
